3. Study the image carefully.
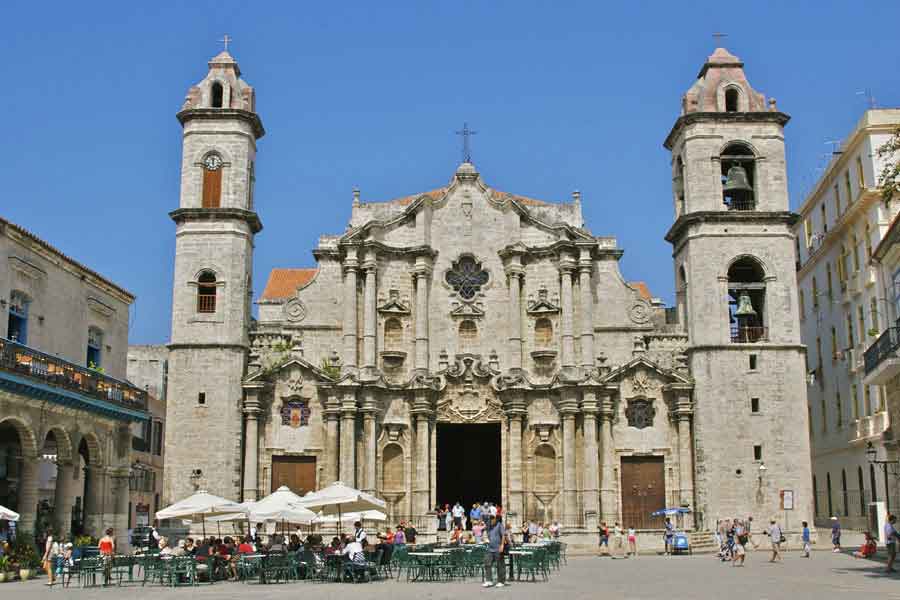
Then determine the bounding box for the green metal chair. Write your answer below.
[261,553,292,584]
[77,557,103,588]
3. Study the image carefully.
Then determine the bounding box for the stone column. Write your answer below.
[507,409,525,523]
[362,254,378,371]
[17,453,40,535]
[340,391,357,484]
[412,390,432,517]
[324,393,341,485]
[413,263,432,371]
[599,392,618,524]
[53,460,75,537]
[242,387,262,501]
[342,249,359,372]
[361,391,377,494]
[581,390,600,530]
[559,260,576,368]
[578,250,595,371]
[675,393,695,528]
[506,267,524,370]
[112,471,131,551]
[83,465,106,536]
[560,389,578,526]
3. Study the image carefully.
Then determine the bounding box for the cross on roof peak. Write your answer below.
[219,34,233,53]
[455,122,477,164]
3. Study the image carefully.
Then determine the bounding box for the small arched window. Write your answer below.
[384,317,403,349]
[857,467,866,517]
[201,153,223,208]
[826,472,834,517]
[534,318,553,347]
[7,290,30,344]
[197,271,217,313]
[870,464,878,503]
[458,319,478,351]
[211,82,224,108]
[724,87,740,112]
[674,156,686,214]
[721,143,755,211]
[728,257,766,343]
[813,475,819,517]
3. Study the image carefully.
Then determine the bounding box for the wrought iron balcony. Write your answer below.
[864,327,900,377]
[0,337,148,413]
[726,198,756,211]
[730,326,768,343]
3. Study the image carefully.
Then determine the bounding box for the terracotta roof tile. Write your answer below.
[629,281,652,300]
[490,189,552,207]
[381,187,447,206]
[261,268,318,300]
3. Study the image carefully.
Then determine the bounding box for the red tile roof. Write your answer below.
[381,188,447,206]
[261,268,317,300]
[629,281,652,300]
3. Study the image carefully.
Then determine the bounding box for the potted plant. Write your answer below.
[0,556,10,582]
[10,535,40,581]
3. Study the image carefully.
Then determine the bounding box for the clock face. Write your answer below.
[203,154,223,171]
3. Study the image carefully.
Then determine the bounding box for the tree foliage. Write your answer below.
[876,126,900,204]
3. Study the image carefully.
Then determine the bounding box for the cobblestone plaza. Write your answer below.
[10,553,900,600]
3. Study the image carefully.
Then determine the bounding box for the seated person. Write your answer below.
[853,532,877,559]
[449,525,464,544]
[342,538,369,581]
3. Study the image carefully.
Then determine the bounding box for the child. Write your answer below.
[627,527,637,557]
[801,521,811,558]
[61,543,74,587]
[852,532,877,559]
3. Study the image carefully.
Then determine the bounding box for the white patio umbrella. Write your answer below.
[313,510,387,524]
[250,486,317,524]
[0,505,20,521]
[294,481,386,525]
[155,490,243,536]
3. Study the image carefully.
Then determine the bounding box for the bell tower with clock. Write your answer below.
[163,49,265,504]
[664,48,813,525]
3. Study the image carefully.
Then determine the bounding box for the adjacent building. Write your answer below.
[126,345,168,529]
[794,109,900,528]
[0,216,148,547]
[162,46,813,540]
[865,208,900,510]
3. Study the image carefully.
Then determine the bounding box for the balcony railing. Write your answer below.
[197,294,216,313]
[864,327,900,375]
[0,337,148,412]
[730,326,768,343]
[726,198,756,211]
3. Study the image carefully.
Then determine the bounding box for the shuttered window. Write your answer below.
[202,168,222,208]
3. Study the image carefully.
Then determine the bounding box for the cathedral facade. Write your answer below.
[163,48,813,535]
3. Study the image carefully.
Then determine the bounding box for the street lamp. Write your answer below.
[866,441,898,513]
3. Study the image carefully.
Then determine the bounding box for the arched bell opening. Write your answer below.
[728,257,767,343]
[721,143,756,211]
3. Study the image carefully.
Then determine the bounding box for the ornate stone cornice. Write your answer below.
[177,107,265,139]
[169,207,263,234]
[664,210,798,245]
[664,110,789,150]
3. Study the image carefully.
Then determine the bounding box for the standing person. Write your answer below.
[98,528,116,586]
[732,520,747,567]
[663,518,675,555]
[393,525,406,547]
[612,522,624,558]
[404,521,417,545]
[885,514,898,573]
[353,520,367,544]
[520,521,530,543]
[598,521,610,556]
[445,505,453,532]
[801,521,811,558]
[830,516,841,552]
[452,502,464,529]
[470,503,482,530]
[627,527,637,557]
[42,529,58,586]
[767,519,783,563]
[746,516,759,549]
[436,505,446,531]
[481,516,507,588]
[550,520,561,539]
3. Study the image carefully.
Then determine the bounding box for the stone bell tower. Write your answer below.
[163,49,265,504]
[664,47,813,528]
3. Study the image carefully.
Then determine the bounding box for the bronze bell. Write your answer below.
[734,292,757,317]
[723,165,753,193]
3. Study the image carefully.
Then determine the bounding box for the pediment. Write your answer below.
[526,287,560,315]
[602,355,692,386]
[450,301,485,319]
[244,356,338,385]
[377,290,411,315]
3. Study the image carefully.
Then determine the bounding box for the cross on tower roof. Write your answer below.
[219,34,233,52]
[455,122,477,164]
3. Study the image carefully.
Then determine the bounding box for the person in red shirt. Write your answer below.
[853,532,877,559]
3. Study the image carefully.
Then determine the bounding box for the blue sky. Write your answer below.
[1,1,898,344]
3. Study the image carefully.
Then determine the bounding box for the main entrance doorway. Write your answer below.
[271,456,316,496]
[436,423,501,515]
[620,456,666,529]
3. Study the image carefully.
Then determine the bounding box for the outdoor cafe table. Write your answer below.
[507,550,535,581]
[407,552,442,581]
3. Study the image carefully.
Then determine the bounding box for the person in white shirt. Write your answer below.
[452,503,464,529]
[488,504,498,517]
[767,520,783,563]
[353,521,367,543]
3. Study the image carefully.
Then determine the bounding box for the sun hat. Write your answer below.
[830,516,838,520]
